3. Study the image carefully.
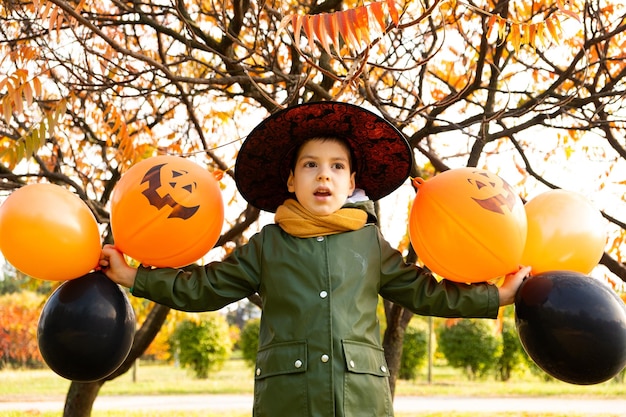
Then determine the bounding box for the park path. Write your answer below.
[1,394,626,415]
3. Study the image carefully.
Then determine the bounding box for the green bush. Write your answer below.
[521,347,555,381]
[437,319,502,379]
[170,313,232,379]
[239,318,260,368]
[399,318,429,380]
[496,317,527,381]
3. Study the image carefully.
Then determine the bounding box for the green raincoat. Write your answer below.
[132,223,499,417]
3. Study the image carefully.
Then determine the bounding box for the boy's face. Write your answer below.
[287,139,356,216]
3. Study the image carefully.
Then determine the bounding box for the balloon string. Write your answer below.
[170,138,245,157]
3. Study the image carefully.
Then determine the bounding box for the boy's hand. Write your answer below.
[498,265,532,306]
[99,244,137,289]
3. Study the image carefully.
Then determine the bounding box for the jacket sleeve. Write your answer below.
[131,230,264,312]
[376,229,500,319]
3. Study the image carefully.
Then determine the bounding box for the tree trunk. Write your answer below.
[64,381,104,417]
[383,241,419,398]
[382,301,414,398]
[107,303,171,378]
[62,303,171,416]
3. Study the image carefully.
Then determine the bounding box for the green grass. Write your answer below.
[396,378,626,398]
[395,374,626,398]
[101,358,255,396]
[1,359,625,417]
[1,358,625,398]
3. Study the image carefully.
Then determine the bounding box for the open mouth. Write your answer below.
[314,188,331,197]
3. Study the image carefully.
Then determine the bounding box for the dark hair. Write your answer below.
[289,136,357,174]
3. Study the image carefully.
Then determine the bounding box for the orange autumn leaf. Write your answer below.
[346,8,363,46]
[355,6,372,45]
[521,23,530,45]
[486,14,497,39]
[337,9,360,50]
[370,1,387,33]
[301,15,316,51]
[324,12,340,52]
[556,0,582,22]
[311,14,331,54]
[32,75,42,97]
[510,23,521,51]
[535,21,546,47]
[528,22,537,48]
[74,0,86,13]
[386,0,399,26]
[498,17,508,40]
[546,17,562,44]
[291,14,302,45]
[283,1,397,55]
[22,81,33,107]
[213,169,225,181]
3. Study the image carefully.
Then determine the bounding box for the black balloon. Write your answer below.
[38,271,136,382]
[515,270,626,385]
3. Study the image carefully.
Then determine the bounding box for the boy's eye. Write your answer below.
[332,163,346,169]
[304,161,317,168]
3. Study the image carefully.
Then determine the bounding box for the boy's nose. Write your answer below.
[317,169,330,181]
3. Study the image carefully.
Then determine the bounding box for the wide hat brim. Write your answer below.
[235,101,412,213]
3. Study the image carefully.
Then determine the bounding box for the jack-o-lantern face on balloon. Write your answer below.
[111,156,224,268]
[409,167,527,283]
[466,170,518,215]
[141,163,200,220]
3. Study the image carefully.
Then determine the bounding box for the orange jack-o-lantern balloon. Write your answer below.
[110,156,224,268]
[521,189,606,275]
[409,168,527,283]
[0,183,102,281]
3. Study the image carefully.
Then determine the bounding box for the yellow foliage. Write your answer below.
[229,324,241,348]
[144,323,176,362]
[477,0,580,51]
[130,298,188,362]
[430,86,448,101]
[509,23,521,51]
[486,14,497,40]
[546,16,562,44]
[0,64,66,168]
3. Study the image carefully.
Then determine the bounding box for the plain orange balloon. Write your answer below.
[409,168,527,283]
[110,155,224,268]
[0,183,102,281]
[521,189,606,274]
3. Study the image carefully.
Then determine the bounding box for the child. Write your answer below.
[100,101,530,417]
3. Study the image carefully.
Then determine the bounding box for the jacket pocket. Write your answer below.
[253,340,308,416]
[342,340,393,417]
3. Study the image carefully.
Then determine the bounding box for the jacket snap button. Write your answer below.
[381,365,387,372]
[349,360,355,368]
[319,291,328,298]
[294,360,303,368]
[321,354,329,363]
[256,368,261,376]
[316,236,324,242]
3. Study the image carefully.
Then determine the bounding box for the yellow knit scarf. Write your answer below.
[275,199,368,238]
